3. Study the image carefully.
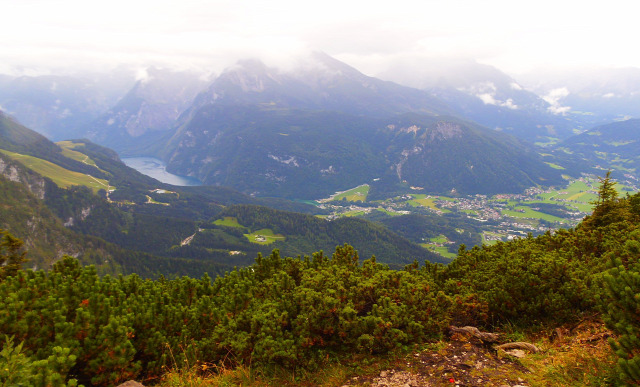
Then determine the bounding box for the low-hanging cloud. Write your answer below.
[543,87,571,115]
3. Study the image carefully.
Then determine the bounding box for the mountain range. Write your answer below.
[3,52,629,200]
[560,118,640,179]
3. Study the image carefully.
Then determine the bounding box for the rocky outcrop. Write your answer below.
[0,155,46,199]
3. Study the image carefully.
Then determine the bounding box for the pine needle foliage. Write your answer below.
[0,243,449,385]
[1,173,640,385]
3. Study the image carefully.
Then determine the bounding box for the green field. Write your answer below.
[420,234,457,259]
[376,208,403,216]
[342,209,367,217]
[408,194,437,209]
[481,231,503,246]
[544,162,565,170]
[332,185,370,202]
[420,243,456,260]
[535,178,598,208]
[244,229,286,245]
[407,194,451,213]
[213,217,245,228]
[56,141,103,171]
[429,234,449,244]
[1,149,112,193]
[501,206,566,223]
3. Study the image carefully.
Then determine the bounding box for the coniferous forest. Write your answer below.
[1,175,639,386]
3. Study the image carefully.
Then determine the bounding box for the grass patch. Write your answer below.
[56,141,102,171]
[517,321,620,386]
[332,185,370,202]
[421,243,456,259]
[214,217,245,228]
[376,208,403,216]
[420,235,457,259]
[1,149,111,193]
[544,162,565,170]
[341,210,367,217]
[605,140,636,146]
[429,234,449,244]
[482,232,502,245]
[569,202,595,213]
[502,206,565,223]
[244,229,285,245]
[407,194,451,213]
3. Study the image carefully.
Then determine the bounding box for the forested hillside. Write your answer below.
[1,175,639,386]
[0,120,439,274]
[162,104,568,198]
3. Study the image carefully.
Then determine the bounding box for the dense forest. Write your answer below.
[0,174,639,386]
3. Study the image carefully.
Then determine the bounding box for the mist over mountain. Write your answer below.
[180,52,452,121]
[0,69,137,140]
[161,55,567,199]
[376,58,577,142]
[520,67,640,127]
[85,67,209,152]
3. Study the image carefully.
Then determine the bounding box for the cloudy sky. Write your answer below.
[2,0,638,76]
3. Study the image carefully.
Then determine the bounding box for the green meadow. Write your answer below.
[0,149,111,193]
[544,162,565,170]
[420,234,457,259]
[501,206,566,223]
[407,194,451,212]
[420,244,456,259]
[213,216,245,228]
[244,228,286,245]
[376,208,403,216]
[56,141,103,171]
[342,209,367,217]
[332,184,370,202]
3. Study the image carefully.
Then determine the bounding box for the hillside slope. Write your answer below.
[164,105,566,198]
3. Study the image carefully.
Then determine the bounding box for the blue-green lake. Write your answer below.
[122,157,202,186]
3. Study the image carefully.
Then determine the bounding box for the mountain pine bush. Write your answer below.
[0,174,639,385]
[603,232,640,384]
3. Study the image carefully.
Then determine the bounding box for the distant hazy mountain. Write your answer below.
[0,69,136,140]
[560,118,640,177]
[161,56,569,198]
[163,104,565,199]
[87,67,208,152]
[179,52,452,123]
[376,58,576,143]
[520,67,640,128]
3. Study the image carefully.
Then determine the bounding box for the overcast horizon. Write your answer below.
[3,0,640,78]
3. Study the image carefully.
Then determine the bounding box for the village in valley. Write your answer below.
[314,174,640,258]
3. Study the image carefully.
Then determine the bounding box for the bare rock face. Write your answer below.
[0,156,46,199]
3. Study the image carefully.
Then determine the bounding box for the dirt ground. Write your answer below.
[342,331,532,387]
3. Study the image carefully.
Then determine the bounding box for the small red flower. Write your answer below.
[449,378,455,383]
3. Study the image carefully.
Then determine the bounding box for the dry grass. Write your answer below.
[516,318,621,386]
